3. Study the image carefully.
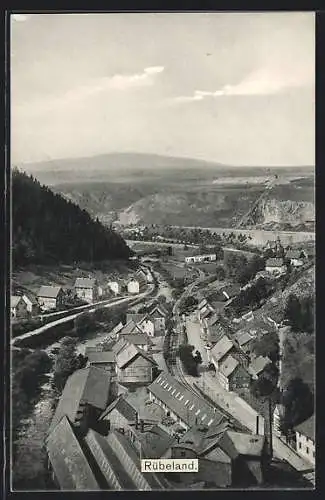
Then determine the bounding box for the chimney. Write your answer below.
[256,415,259,435]
[140,419,144,433]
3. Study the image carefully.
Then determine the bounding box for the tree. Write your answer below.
[177,344,199,376]
[53,337,86,392]
[281,377,314,435]
[194,350,203,364]
[252,331,279,363]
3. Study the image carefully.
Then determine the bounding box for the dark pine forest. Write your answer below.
[12,168,131,267]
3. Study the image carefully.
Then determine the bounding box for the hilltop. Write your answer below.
[12,169,131,268]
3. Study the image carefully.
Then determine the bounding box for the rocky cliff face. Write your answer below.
[255,199,315,225]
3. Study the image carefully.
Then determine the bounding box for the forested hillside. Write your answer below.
[12,169,131,267]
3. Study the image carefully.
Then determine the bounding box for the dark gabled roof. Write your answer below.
[49,367,111,434]
[86,351,115,364]
[285,250,304,259]
[148,372,225,428]
[265,258,285,267]
[37,285,63,298]
[84,429,136,490]
[119,320,143,335]
[128,422,175,458]
[74,277,97,288]
[122,333,153,346]
[126,313,147,324]
[22,293,39,306]
[111,337,129,356]
[100,394,137,421]
[295,414,315,441]
[45,416,100,490]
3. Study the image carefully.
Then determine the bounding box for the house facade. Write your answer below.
[265,258,287,275]
[294,415,315,465]
[11,295,28,319]
[185,253,216,264]
[285,250,305,268]
[74,278,98,303]
[218,356,251,392]
[137,317,155,337]
[37,286,64,311]
[127,279,140,294]
[116,344,157,386]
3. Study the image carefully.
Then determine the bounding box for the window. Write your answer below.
[180,451,186,457]
[299,442,302,449]
[306,447,309,455]
[313,451,315,458]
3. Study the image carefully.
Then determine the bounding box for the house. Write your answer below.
[210,335,237,371]
[85,351,116,374]
[234,331,255,354]
[126,312,147,325]
[147,371,226,431]
[115,343,157,387]
[21,293,39,316]
[126,421,174,459]
[137,316,155,337]
[218,355,251,392]
[74,278,98,303]
[45,416,101,490]
[285,250,306,267]
[49,366,111,436]
[185,253,216,264]
[164,421,267,487]
[37,285,64,311]
[248,355,272,380]
[135,268,148,289]
[11,295,28,319]
[265,258,287,275]
[214,284,241,302]
[294,414,315,465]
[146,302,169,334]
[127,279,140,294]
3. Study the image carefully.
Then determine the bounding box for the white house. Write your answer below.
[127,279,140,294]
[185,253,216,264]
[11,295,28,319]
[74,278,98,303]
[285,250,305,268]
[108,281,121,296]
[265,258,287,275]
[37,286,65,311]
[294,415,315,465]
[21,294,39,316]
[137,316,155,337]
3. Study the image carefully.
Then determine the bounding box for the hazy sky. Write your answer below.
[11,12,315,166]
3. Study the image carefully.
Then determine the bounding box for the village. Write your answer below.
[11,233,315,490]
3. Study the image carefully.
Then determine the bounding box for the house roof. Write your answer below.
[152,353,169,372]
[219,430,265,459]
[234,331,254,347]
[37,285,62,298]
[111,321,125,336]
[116,343,156,369]
[211,335,234,363]
[49,366,111,434]
[147,302,169,317]
[11,295,24,308]
[84,429,136,490]
[101,394,138,421]
[201,307,214,320]
[22,293,38,306]
[207,313,220,327]
[122,333,152,345]
[294,414,315,441]
[45,416,100,490]
[219,284,241,299]
[219,355,240,378]
[248,355,272,377]
[111,337,129,355]
[285,250,303,259]
[128,422,175,458]
[148,372,225,428]
[119,320,143,335]
[266,258,285,267]
[86,351,115,364]
[75,277,97,288]
[126,313,147,324]
[198,298,209,310]
[174,421,234,457]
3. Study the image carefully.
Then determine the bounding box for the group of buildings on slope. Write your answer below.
[11,268,152,318]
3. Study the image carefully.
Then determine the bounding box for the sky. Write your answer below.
[11,12,315,166]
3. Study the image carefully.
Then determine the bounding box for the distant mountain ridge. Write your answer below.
[16,152,314,186]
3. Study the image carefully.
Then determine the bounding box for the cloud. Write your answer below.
[11,14,31,22]
[14,66,165,116]
[170,63,314,104]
